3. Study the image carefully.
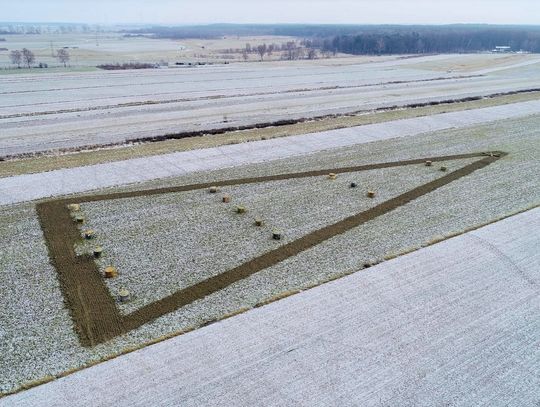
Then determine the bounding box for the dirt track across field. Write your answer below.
[36,152,504,346]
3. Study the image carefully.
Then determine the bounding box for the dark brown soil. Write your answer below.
[36,151,505,346]
[36,201,125,346]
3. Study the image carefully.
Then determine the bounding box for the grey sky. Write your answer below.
[1,0,538,25]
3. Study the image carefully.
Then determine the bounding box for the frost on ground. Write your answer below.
[80,159,475,314]
[2,208,538,407]
[3,99,540,205]
[0,113,539,395]
[2,54,540,156]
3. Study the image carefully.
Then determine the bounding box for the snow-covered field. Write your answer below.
[82,158,474,315]
[1,53,540,156]
[1,51,540,400]
[2,98,540,205]
[1,112,539,395]
[0,33,302,68]
[2,206,538,407]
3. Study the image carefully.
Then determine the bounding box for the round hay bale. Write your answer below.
[255,218,263,227]
[209,186,218,193]
[440,166,448,172]
[67,203,80,212]
[222,195,231,203]
[425,160,433,167]
[328,173,337,180]
[367,190,376,198]
[93,246,103,258]
[236,205,246,214]
[272,229,282,240]
[104,266,118,279]
[118,289,130,303]
[83,229,95,239]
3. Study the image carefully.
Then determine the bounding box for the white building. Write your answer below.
[493,45,512,53]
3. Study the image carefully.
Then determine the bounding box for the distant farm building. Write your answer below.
[493,46,512,53]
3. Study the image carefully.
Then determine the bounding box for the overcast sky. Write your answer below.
[1,0,539,25]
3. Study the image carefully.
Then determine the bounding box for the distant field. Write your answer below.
[1,89,539,178]
[2,53,540,157]
[410,53,534,72]
[0,33,302,69]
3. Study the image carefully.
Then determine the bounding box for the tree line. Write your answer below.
[131,24,540,54]
[241,41,319,61]
[311,30,540,55]
[8,48,70,68]
[0,23,95,35]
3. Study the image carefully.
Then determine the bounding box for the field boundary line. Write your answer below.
[36,151,505,346]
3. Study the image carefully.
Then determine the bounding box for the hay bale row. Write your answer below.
[425,161,448,172]
[207,188,276,239]
[208,176,384,243]
[328,174,380,198]
[68,203,131,303]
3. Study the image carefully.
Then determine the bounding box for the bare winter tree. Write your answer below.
[56,48,70,67]
[307,49,318,60]
[9,50,22,68]
[21,48,35,68]
[241,50,249,61]
[257,44,267,61]
[245,43,252,53]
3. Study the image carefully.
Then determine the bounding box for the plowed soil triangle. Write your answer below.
[36,151,505,346]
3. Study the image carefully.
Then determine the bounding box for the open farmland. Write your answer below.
[1,53,540,157]
[0,33,301,69]
[1,107,540,395]
[0,33,182,69]
[3,207,538,407]
[2,99,540,205]
[0,44,540,405]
